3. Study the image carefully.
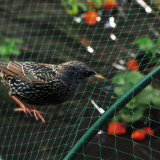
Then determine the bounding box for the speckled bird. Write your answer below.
[0,61,106,123]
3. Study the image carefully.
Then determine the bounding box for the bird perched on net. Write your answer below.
[0,61,106,123]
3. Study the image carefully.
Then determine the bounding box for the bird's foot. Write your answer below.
[10,96,45,122]
[14,106,32,118]
[31,109,45,123]
[11,95,33,118]
[28,104,45,123]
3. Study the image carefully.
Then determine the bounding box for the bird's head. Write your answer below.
[60,61,106,81]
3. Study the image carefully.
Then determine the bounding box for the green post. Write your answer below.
[64,66,160,160]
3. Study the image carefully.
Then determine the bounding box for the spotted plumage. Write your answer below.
[0,61,106,123]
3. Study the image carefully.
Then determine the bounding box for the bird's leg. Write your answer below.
[11,95,32,118]
[28,104,45,123]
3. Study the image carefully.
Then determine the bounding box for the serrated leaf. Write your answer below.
[117,105,147,123]
[128,71,145,84]
[113,71,145,96]
[125,99,138,110]
[132,106,149,121]
[135,87,152,105]
[112,109,134,123]
[112,70,155,123]
[121,111,136,123]
[112,71,145,85]
[113,71,151,94]
[114,83,134,96]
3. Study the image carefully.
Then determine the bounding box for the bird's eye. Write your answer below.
[85,71,89,76]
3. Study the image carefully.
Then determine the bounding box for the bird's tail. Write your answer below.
[0,61,10,71]
[0,61,14,75]
[0,61,10,66]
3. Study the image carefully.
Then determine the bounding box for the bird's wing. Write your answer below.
[22,62,57,84]
[0,61,56,85]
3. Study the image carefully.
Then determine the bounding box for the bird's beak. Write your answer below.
[95,74,106,80]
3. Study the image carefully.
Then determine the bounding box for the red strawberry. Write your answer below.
[149,67,155,72]
[146,67,155,73]
[126,59,139,71]
[143,127,154,136]
[108,122,126,135]
[84,11,98,25]
[130,130,145,141]
[104,0,118,10]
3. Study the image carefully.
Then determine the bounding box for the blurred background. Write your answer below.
[0,0,160,159]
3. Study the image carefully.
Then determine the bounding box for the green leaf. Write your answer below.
[112,75,125,85]
[135,87,152,105]
[0,46,7,55]
[135,37,152,45]
[112,108,137,123]
[112,71,145,85]
[112,71,133,85]
[157,38,160,44]
[134,37,153,51]
[114,83,133,96]
[112,70,155,123]
[114,104,148,123]
[113,71,151,93]
[120,110,138,123]
[113,71,147,97]
[150,88,160,108]
[132,105,149,121]
[0,38,22,56]
[125,98,138,110]
[128,71,144,84]
[5,43,13,53]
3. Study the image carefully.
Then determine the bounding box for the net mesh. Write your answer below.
[0,0,160,160]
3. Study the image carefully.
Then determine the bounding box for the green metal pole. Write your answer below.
[64,66,160,160]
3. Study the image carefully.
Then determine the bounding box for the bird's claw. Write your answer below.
[14,107,33,118]
[31,110,45,123]
[11,95,33,118]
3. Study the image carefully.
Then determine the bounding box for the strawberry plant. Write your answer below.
[111,71,160,123]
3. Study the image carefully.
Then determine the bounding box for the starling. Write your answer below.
[0,61,106,123]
